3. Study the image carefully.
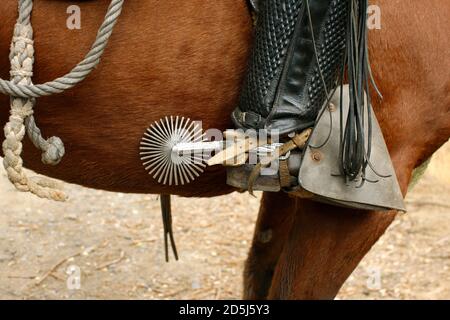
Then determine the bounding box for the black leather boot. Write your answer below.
[232,0,348,135]
[228,1,405,211]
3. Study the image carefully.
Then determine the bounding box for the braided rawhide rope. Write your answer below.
[1,0,124,200]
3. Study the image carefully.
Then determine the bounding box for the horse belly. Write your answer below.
[0,0,253,196]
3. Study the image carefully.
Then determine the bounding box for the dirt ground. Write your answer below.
[0,143,449,300]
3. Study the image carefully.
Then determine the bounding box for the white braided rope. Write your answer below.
[2,0,124,201]
[0,0,124,98]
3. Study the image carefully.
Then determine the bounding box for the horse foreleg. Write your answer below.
[266,200,397,299]
[243,192,296,299]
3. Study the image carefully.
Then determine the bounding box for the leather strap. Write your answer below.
[279,159,291,188]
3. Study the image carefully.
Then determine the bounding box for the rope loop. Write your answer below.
[0,0,124,99]
[1,0,124,200]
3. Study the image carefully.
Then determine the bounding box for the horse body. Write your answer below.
[0,0,253,196]
[1,0,449,299]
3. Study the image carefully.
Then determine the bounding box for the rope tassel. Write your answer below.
[3,3,67,201]
[1,0,124,201]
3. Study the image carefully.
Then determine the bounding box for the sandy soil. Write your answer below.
[0,143,449,300]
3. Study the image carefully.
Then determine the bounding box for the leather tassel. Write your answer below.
[160,194,179,262]
[338,0,384,184]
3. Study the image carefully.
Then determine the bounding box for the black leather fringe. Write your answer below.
[338,0,384,184]
[160,194,179,262]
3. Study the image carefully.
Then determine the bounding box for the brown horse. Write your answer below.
[0,0,449,299]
